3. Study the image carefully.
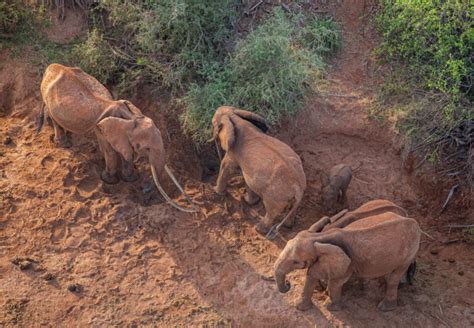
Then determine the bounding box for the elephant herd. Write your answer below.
[39,64,421,312]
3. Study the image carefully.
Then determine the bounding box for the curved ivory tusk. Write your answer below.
[151,166,197,213]
[164,165,198,211]
[214,139,222,162]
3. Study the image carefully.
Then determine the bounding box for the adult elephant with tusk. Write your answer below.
[209,106,306,236]
[39,63,196,213]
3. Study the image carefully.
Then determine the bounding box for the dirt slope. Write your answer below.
[1,1,473,327]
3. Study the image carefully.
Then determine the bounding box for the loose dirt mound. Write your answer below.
[1,1,473,327]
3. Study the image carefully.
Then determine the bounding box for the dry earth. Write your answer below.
[1,1,473,327]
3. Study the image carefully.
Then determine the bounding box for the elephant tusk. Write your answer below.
[151,166,197,213]
[164,165,198,211]
[214,139,222,162]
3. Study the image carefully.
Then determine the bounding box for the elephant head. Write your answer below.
[209,106,268,152]
[320,172,338,211]
[274,231,351,293]
[97,100,196,212]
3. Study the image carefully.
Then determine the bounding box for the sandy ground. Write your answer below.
[1,1,473,327]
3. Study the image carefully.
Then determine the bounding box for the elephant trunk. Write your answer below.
[274,262,291,293]
[150,159,197,213]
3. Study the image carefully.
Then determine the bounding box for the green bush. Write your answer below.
[0,0,24,33]
[85,0,237,88]
[297,17,342,58]
[376,0,473,101]
[182,9,340,142]
[71,29,118,84]
[375,0,473,185]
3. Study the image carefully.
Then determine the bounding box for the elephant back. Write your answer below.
[41,64,114,134]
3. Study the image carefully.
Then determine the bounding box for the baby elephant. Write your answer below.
[320,164,352,213]
[274,212,420,311]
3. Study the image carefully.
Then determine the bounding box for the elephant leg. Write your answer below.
[282,195,302,229]
[215,154,237,195]
[297,266,320,311]
[342,189,348,206]
[51,119,71,148]
[96,136,119,184]
[255,199,286,235]
[244,183,260,205]
[378,268,405,311]
[120,157,138,182]
[326,273,351,311]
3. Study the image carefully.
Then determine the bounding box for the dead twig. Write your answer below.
[244,0,263,15]
[440,184,458,213]
[420,229,436,241]
[445,224,474,229]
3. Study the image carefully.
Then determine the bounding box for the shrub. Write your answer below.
[0,0,24,34]
[297,17,342,58]
[376,0,473,101]
[83,0,238,88]
[182,9,340,142]
[375,0,473,186]
[71,28,118,84]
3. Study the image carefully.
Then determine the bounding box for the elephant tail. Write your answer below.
[406,261,417,284]
[36,103,46,134]
[265,190,303,240]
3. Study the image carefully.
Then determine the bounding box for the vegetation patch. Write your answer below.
[375,0,473,187]
[182,9,340,142]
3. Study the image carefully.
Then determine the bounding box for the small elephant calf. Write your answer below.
[320,164,352,213]
[274,212,420,311]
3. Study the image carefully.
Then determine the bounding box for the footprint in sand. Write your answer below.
[50,219,66,243]
[74,175,101,199]
[40,155,54,170]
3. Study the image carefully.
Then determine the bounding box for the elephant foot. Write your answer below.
[378,299,397,312]
[326,300,342,311]
[316,279,327,292]
[296,300,313,311]
[121,171,139,182]
[244,193,260,205]
[101,171,119,184]
[255,222,270,235]
[213,186,226,195]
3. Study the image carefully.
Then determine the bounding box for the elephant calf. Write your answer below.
[210,106,306,235]
[274,212,420,311]
[320,164,352,213]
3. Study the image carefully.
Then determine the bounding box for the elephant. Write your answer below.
[320,164,352,213]
[209,106,306,236]
[309,199,408,233]
[39,63,196,212]
[274,212,420,312]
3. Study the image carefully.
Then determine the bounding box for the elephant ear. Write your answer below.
[234,109,268,133]
[120,100,144,117]
[218,115,235,152]
[313,242,351,279]
[97,117,135,162]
